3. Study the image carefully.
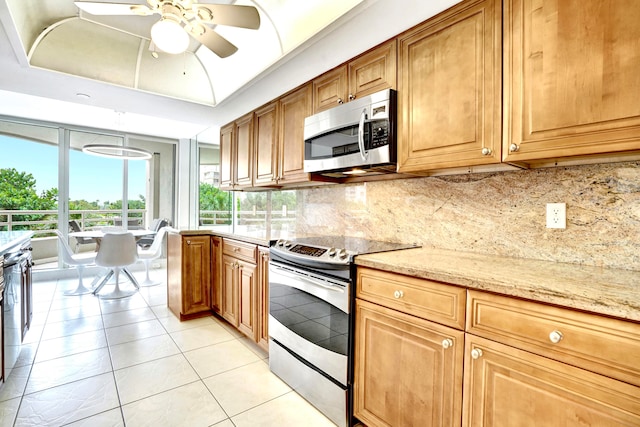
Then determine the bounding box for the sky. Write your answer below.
[0,135,146,205]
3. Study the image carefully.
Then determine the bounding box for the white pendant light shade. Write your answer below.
[151,18,189,54]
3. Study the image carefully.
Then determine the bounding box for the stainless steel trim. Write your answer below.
[269,339,347,427]
[269,261,350,313]
[303,145,391,173]
[304,89,392,141]
[269,316,348,386]
[358,108,367,160]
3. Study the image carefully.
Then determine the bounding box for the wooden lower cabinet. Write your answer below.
[210,236,222,314]
[221,254,240,327]
[257,247,270,351]
[354,299,464,427]
[463,335,640,426]
[167,233,211,320]
[221,239,269,350]
[354,269,640,427]
[237,259,257,338]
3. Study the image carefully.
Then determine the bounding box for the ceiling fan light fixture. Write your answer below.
[151,17,189,54]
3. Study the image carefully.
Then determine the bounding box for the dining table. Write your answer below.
[69,229,155,298]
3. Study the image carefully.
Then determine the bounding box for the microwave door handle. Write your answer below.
[358,108,368,160]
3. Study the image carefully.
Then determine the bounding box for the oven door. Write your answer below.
[268,260,350,386]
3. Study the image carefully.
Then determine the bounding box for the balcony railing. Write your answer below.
[0,209,147,232]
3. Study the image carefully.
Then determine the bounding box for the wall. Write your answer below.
[291,161,640,272]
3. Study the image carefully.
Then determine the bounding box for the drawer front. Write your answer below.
[356,267,466,330]
[467,290,640,387]
[223,239,257,263]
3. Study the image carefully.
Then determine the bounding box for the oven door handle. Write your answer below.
[271,265,345,294]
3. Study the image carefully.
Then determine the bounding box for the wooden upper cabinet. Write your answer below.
[278,84,313,184]
[235,112,254,188]
[397,0,502,172]
[348,39,397,101]
[253,101,279,187]
[313,66,348,113]
[503,0,640,164]
[312,40,397,113]
[219,114,254,190]
[219,123,234,190]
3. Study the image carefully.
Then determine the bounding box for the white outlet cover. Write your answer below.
[546,203,566,229]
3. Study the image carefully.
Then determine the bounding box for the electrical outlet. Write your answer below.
[546,203,566,229]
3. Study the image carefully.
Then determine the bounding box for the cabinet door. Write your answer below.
[503,0,640,164]
[348,40,397,101]
[463,335,640,427]
[312,65,347,113]
[219,122,235,190]
[210,236,222,314]
[235,112,254,187]
[182,236,211,315]
[397,0,502,172]
[221,255,239,327]
[354,299,464,427]
[237,259,257,339]
[278,84,312,184]
[253,101,279,187]
[257,247,270,351]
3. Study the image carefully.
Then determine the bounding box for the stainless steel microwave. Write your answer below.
[303,89,396,177]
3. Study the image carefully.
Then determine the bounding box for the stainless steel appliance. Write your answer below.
[268,236,417,427]
[303,89,397,178]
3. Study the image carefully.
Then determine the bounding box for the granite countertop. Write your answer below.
[355,247,640,322]
[0,231,34,256]
[172,229,273,248]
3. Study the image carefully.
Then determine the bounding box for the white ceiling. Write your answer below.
[0,0,461,141]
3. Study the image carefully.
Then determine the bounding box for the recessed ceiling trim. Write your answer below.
[27,16,76,61]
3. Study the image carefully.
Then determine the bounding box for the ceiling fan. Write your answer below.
[74,1,261,57]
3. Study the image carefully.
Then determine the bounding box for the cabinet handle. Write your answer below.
[233,247,240,252]
[442,338,453,349]
[393,290,404,299]
[509,143,520,153]
[471,348,483,360]
[337,98,344,104]
[481,147,492,156]
[549,330,564,344]
[348,94,356,101]
[186,240,191,245]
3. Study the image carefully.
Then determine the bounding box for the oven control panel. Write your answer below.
[272,239,353,265]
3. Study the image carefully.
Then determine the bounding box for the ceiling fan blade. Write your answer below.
[193,4,260,29]
[190,27,238,58]
[74,2,153,16]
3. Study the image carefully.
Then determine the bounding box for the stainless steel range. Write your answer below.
[268,236,418,427]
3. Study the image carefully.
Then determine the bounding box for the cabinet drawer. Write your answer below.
[356,267,466,330]
[223,239,257,263]
[467,290,640,387]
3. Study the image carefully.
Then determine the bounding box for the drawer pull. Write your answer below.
[442,339,453,349]
[393,290,404,299]
[549,330,564,344]
[471,348,483,360]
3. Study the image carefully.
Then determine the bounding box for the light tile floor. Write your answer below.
[0,270,337,427]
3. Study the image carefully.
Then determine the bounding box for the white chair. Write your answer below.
[54,230,97,296]
[93,232,139,299]
[137,226,169,287]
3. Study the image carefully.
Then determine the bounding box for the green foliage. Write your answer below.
[0,168,57,230]
[199,183,231,225]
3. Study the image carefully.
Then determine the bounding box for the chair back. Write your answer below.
[54,230,80,265]
[96,232,138,268]
[146,226,169,256]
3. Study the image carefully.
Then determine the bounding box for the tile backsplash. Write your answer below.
[292,161,640,271]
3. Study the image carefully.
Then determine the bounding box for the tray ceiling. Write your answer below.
[4,0,364,106]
